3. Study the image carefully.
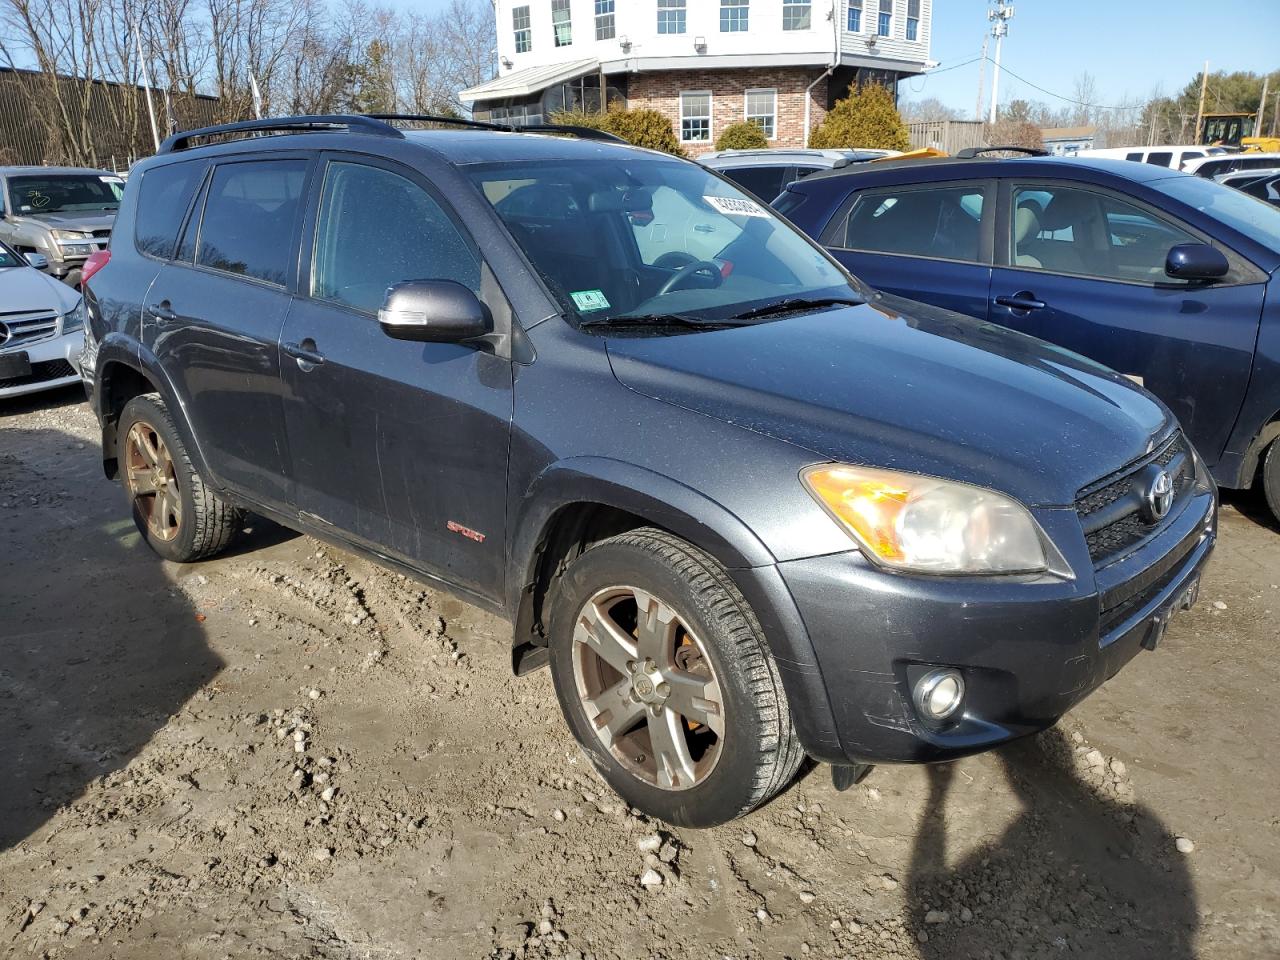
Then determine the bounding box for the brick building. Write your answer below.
[461,1,933,156]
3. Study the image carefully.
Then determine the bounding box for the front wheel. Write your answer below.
[1263,437,1280,526]
[548,528,804,827]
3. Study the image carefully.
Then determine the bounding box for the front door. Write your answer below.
[991,181,1264,465]
[279,155,512,601]
[820,179,995,319]
[145,155,310,509]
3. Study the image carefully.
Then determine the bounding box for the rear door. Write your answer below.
[819,179,995,319]
[279,153,512,601]
[989,179,1265,464]
[145,154,310,509]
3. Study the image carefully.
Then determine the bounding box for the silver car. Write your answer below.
[700,148,899,202]
[0,166,122,287]
[0,241,85,399]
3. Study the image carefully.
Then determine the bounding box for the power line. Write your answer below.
[976,57,1141,112]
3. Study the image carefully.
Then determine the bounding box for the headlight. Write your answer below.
[52,230,93,241]
[60,298,85,334]
[801,464,1050,574]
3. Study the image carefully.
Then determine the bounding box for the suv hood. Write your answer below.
[10,211,115,232]
[605,296,1172,507]
[0,265,80,317]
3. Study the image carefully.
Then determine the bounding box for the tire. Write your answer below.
[1263,438,1280,526]
[118,393,242,562]
[547,527,805,827]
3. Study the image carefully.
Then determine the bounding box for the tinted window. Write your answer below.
[842,185,986,262]
[135,161,206,259]
[196,160,307,286]
[1010,184,1197,283]
[723,166,789,201]
[312,162,480,314]
[1241,175,1280,204]
[792,165,823,180]
[1125,152,1143,161]
[1146,152,1173,167]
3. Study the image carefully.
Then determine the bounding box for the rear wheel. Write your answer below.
[1263,437,1280,526]
[119,393,242,561]
[548,528,804,827]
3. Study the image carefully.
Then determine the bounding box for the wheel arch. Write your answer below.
[506,458,775,675]
[1236,410,1280,490]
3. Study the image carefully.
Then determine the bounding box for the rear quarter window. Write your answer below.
[134,160,208,259]
[195,159,307,286]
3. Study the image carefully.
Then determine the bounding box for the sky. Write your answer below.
[900,0,1280,118]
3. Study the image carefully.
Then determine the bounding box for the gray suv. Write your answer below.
[83,115,1215,827]
[0,166,123,287]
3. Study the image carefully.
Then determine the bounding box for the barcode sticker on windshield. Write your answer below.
[571,289,611,312]
[703,195,770,218]
[100,176,124,185]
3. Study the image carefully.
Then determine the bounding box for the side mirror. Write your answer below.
[378,280,491,343]
[24,252,48,270]
[1165,243,1228,281]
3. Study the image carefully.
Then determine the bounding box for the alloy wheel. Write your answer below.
[571,585,725,790]
[123,420,182,542]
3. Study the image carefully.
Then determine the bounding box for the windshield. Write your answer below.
[467,157,855,325]
[7,174,123,215]
[1153,174,1280,251]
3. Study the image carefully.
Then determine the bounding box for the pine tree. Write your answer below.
[810,82,910,151]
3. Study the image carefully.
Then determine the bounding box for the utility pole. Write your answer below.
[975,30,989,121]
[1194,60,1209,145]
[987,0,1014,125]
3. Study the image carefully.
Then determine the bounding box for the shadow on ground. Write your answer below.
[905,727,1198,959]
[0,423,221,851]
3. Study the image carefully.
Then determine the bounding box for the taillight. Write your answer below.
[82,249,111,287]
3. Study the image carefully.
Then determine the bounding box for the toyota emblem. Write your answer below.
[1144,469,1174,522]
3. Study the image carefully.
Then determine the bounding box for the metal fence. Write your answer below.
[907,119,987,154]
[1,67,221,171]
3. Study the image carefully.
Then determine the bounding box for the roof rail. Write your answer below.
[159,115,403,153]
[954,145,1049,159]
[365,113,627,144]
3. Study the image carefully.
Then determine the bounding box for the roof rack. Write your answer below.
[953,146,1049,159]
[365,113,627,144]
[159,115,403,153]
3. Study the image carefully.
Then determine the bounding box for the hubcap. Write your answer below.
[123,421,182,542]
[571,586,725,791]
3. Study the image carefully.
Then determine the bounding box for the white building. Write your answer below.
[461,0,933,154]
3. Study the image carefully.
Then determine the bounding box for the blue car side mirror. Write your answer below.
[1165,243,1229,282]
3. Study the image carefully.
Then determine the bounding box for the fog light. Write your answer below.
[913,668,965,723]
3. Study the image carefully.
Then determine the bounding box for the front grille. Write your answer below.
[0,358,76,390]
[91,229,111,240]
[1076,433,1195,565]
[1098,521,1202,635]
[0,310,59,349]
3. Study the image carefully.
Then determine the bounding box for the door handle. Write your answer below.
[283,340,325,367]
[995,291,1047,312]
[148,300,178,324]
[693,224,715,233]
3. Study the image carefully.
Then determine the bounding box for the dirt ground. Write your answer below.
[1,386,1277,960]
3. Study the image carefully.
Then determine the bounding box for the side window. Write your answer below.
[1146,151,1173,167]
[1125,152,1143,161]
[134,160,207,259]
[841,184,987,262]
[723,166,788,201]
[196,159,307,285]
[312,162,480,315]
[1010,184,1198,283]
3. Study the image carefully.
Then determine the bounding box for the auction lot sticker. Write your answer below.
[703,195,770,218]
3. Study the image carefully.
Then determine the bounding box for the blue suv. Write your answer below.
[778,155,1280,523]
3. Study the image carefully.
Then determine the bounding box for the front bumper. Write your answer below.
[0,330,84,399]
[765,487,1216,765]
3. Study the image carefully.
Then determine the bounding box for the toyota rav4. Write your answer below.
[83,115,1217,827]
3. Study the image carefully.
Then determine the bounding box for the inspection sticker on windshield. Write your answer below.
[704,195,769,218]
[571,289,611,312]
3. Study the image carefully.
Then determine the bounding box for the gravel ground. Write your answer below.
[2,386,1278,960]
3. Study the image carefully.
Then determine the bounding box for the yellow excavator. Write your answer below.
[1200,112,1280,153]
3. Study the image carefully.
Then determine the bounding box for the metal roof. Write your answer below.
[460,59,600,104]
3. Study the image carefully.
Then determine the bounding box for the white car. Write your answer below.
[1075,145,1228,170]
[0,240,85,399]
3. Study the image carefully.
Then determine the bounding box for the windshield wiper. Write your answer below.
[578,312,743,330]
[729,296,863,322]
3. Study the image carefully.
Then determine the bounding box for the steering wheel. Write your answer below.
[657,259,725,297]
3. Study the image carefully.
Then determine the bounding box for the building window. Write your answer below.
[657,0,686,34]
[551,0,572,47]
[782,0,810,30]
[745,88,776,139]
[848,0,862,32]
[594,0,615,40]
[876,0,891,37]
[906,0,919,40]
[513,4,531,53]
[720,0,749,33]
[680,91,711,142]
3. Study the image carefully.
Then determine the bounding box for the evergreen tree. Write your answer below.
[810,82,910,151]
